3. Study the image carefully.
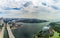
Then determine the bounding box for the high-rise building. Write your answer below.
[0,17,4,26]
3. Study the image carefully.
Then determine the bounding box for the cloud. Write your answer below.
[0,0,60,21]
[53,0,59,3]
[42,2,47,6]
[51,5,60,10]
[23,1,32,7]
[4,7,22,10]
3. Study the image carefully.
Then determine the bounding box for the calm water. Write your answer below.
[11,22,50,38]
[4,28,9,38]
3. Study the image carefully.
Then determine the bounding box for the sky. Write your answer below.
[0,0,60,21]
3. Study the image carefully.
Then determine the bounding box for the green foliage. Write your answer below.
[49,22,60,33]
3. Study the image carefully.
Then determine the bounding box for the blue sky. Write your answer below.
[0,0,60,21]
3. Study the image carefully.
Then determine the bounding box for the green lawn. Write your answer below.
[51,31,60,38]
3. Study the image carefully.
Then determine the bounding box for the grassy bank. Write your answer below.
[52,31,60,38]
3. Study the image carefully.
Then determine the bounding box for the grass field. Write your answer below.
[51,31,60,38]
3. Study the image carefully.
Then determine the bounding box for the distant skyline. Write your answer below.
[0,0,60,21]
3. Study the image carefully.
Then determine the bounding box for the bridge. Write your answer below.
[0,27,5,38]
[7,24,15,38]
[0,23,15,38]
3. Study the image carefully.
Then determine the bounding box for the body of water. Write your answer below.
[11,22,50,38]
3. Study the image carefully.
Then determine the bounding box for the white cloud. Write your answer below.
[0,0,60,21]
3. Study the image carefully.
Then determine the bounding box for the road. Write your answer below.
[0,23,15,38]
[0,27,5,38]
[7,24,15,38]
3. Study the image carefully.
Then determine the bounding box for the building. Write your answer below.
[0,18,4,26]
